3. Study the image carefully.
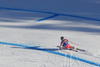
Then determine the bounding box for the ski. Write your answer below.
[57,46,86,53]
[70,49,78,52]
[76,48,86,52]
[69,48,86,52]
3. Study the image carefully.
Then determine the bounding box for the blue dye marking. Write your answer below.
[35,14,59,22]
[0,7,100,21]
[0,41,100,67]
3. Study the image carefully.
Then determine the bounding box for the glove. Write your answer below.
[60,47,61,50]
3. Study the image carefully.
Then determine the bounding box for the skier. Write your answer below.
[60,36,75,50]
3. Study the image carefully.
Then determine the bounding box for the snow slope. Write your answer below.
[0,0,100,67]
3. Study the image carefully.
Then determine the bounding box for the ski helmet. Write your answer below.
[60,36,64,40]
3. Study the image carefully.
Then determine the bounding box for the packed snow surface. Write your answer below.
[0,0,100,67]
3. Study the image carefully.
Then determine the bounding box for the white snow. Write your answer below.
[0,0,100,67]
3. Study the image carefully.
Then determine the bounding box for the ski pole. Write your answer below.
[69,41,81,46]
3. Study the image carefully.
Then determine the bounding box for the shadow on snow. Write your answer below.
[0,7,100,34]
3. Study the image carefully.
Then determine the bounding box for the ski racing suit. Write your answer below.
[60,39,71,49]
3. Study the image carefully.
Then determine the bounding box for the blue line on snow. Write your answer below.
[0,41,100,67]
[35,14,59,22]
[0,7,100,21]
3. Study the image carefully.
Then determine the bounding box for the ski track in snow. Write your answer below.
[0,41,100,67]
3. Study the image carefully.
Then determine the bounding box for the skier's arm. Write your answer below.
[65,39,68,42]
[60,42,63,50]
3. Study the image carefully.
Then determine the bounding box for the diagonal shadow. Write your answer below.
[11,46,59,51]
